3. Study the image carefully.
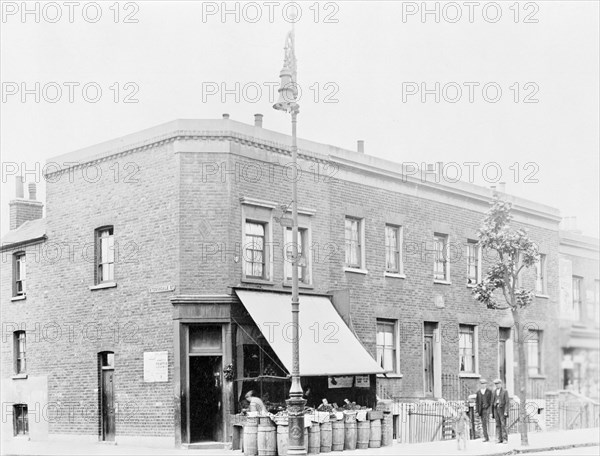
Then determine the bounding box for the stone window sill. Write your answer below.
[377,373,403,378]
[385,272,406,279]
[434,280,452,285]
[459,372,481,378]
[528,374,546,380]
[535,294,550,299]
[241,277,274,286]
[12,374,28,380]
[11,295,26,302]
[344,267,368,275]
[89,282,117,291]
[282,281,314,289]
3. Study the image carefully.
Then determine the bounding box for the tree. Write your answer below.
[472,197,539,446]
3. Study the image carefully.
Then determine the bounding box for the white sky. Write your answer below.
[1,1,598,237]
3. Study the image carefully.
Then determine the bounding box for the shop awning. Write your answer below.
[235,290,384,377]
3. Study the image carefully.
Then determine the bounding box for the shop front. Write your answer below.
[172,290,383,448]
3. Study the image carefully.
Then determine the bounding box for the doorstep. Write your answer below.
[182,441,227,450]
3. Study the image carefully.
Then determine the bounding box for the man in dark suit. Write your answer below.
[476,378,492,442]
[492,378,510,444]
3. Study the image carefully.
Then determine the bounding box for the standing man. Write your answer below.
[492,378,509,444]
[476,378,492,442]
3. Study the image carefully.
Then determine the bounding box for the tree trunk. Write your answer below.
[513,309,529,446]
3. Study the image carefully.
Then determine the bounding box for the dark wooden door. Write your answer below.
[499,328,510,385]
[424,335,434,396]
[101,369,115,441]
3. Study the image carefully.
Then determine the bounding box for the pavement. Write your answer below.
[1,428,599,456]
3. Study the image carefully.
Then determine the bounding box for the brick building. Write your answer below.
[1,116,563,448]
[558,222,600,399]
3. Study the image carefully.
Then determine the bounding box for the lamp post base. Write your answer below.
[286,396,307,455]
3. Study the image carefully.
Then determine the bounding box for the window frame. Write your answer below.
[572,276,583,321]
[433,233,450,282]
[244,221,267,280]
[385,224,403,275]
[376,319,400,375]
[458,324,478,374]
[284,226,311,284]
[526,330,543,376]
[344,216,366,272]
[95,226,115,285]
[466,240,481,286]
[13,251,26,297]
[535,254,548,295]
[13,404,28,436]
[14,331,26,375]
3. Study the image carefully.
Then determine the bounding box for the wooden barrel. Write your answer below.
[357,420,369,449]
[257,417,276,456]
[244,417,258,456]
[344,412,357,450]
[308,423,320,454]
[320,421,332,453]
[382,412,393,447]
[369,419,382,448]
[276,425,288,456]
[331,420,344,451]
[304,426,308,453]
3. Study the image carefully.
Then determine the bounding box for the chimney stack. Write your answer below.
[222,113,230,119]
[357,140,364,153]
[254,113,263,128]
[9,176,43,230]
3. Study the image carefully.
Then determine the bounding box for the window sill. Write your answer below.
[528,374,546,380]
[12,374,28,380]
[377,373,403,378]
[11,295,26,302]
[384,272,406,279]
[466,283,478,288]
[535,294,549,299]
[344,267,368,275]
[282,281,314,289]
[89,282,117,291]
[459,372,481,378]
[434,280,451,285]
[241,277,274,286]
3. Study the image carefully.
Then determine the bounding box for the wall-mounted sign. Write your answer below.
[144,351,168,382]
[149,284,175,293]
[328,376,353,389]
[355,375,370,388]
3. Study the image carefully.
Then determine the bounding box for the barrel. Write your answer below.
[244,417,258,456]
[258,417,276,456]
[331,420,344,451]
[304,426,308,453]
[308,423,320,454]
[369,419,382,448]
[344,412,357,450]
[382,411,393,447]
[276,425,288,456]
[357,420,369,449]
[320,421,332,453]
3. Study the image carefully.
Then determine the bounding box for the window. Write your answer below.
[345,217,363,268]
[376,320,398,373]
[13,404,28,436]
[535,254,547,294]
[459,325,476,373]
[385,225,402,274]
[244,222,266,279]
[13,252,26,297]
[14,331,26,374]
[95,227,114,283]
[572,277,583,321]
[285,227,309,283]
[433,233,449,281]
[527,330,542,376]
[466,240,480,285]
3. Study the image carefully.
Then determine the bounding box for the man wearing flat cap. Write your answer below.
[476,378,492,442]
[492,379,509,444]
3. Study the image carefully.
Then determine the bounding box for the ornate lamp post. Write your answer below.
[273,23,306,456]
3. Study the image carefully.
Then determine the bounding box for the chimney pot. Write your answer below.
[222,113,230,119]
[28,183,37,200]
[357,140,364,153]
[254,114,263,127]
[15,176,24,198]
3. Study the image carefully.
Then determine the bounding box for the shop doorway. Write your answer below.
[190,356,223,442]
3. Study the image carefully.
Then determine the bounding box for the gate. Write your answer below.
[407,402,456,443]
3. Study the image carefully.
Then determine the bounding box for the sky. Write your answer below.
[1,0,599,237]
